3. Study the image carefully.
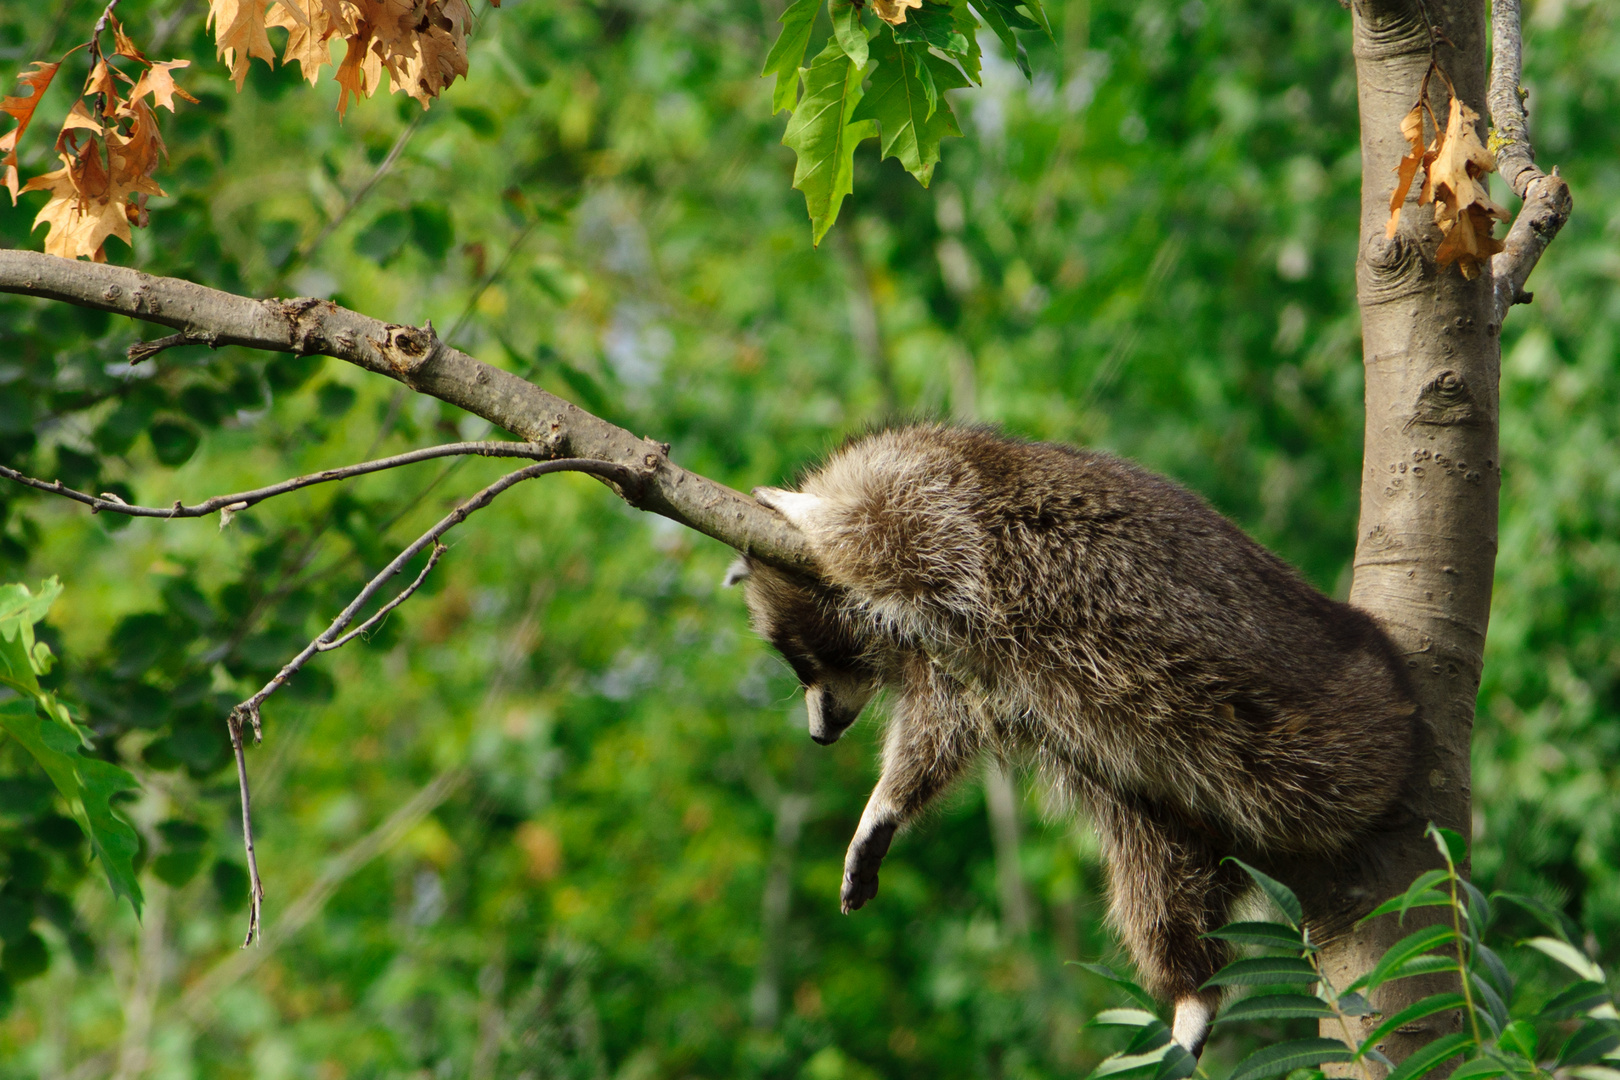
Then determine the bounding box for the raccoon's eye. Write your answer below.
[784,654,820,689]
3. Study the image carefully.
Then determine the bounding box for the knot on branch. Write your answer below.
[1359,231,1427,307]
[374,319,446,383]
[1405,369,1481,431]
[268,296,341,356]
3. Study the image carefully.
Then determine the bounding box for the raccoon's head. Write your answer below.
[727,556,878,745]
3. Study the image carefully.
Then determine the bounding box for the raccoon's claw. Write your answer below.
[841,820,897,914]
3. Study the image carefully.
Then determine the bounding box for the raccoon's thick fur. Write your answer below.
[733,425,1418,1055]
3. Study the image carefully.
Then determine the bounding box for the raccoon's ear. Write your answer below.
[753,487,829,531]
[723,557,752,587]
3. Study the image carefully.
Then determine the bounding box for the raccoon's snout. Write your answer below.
[806,686,863,745]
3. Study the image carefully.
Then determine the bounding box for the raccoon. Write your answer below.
[731,425,1418,1055]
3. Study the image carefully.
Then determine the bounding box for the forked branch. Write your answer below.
[226,456,649,946]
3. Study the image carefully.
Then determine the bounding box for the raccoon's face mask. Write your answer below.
[726,555,877,744]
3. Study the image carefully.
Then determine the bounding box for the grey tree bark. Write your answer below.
[1320,0,1567,1068]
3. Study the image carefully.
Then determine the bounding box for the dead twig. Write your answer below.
[224,456,648,945]
[0,440,564,520]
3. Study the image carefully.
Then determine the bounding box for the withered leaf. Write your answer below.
[209,0,279,90]
[1386,102,1424,238]
[1,61,61,204]
[112,16,148,62]
[1426,96,1509,277]
[131,60,201,111]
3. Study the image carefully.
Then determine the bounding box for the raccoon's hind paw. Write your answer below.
[753,487,830,533]
[840,819,897,914]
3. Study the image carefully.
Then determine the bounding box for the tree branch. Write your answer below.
[225,456,649,945]
[1486,0,1572,323]
[0,440,573,519]
[0,249,813,572]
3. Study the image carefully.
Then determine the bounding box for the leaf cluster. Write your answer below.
[1084,830,1620,1080]
[765,0,1050,242]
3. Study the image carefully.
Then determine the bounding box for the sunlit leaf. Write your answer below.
[782,40,876,244]
[0,699,142,915]
[1205,921,1309,951]
[1527,937,1605,984]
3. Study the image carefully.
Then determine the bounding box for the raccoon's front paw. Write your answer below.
[840,819,897,914]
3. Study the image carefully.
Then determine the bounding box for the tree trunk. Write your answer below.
[1320,0,1498,1066]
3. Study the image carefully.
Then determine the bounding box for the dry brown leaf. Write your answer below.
[334,31,378,118]
[1,61,61,204]
[1426,96,1509,278]
[210,0,476,114]
[209,0,279,89]
[872,0,924,25]
[269,0,353,83]
[395,1,473,107]
[112,16,148,62]
[60,100,106,137]
[131,60,201,111]
[86,60,123,115]
[1386,103,1425,238]
[24,119,164,263]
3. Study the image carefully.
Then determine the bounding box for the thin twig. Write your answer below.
[275,112,428,284]
[224,456,649,944]
[227,710,264,948]
[319,542,445,651]
[0,440,564,519]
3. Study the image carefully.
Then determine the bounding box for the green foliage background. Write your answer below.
[0,0,1615,1076]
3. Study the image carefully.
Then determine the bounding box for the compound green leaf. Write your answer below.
[1355,993,1467,1059]
[1202,956,1320,989]
[1229,1039,1354,1080]
[1225,858,1304,927]
[1216,993,1334,1024]
[1386,1032,1473,1080]
[783,39,876,244]
[1349,924,1459,993]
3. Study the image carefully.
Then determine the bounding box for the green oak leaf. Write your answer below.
[890,1,970,54]
[782,40,877,245]
[967,0,1033,78]
[0,699,143,915]
[761,0,821,114]
[949,0,983,83]
[851,33,969,187]
[831,0,869,70]
[0,577,90,746]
